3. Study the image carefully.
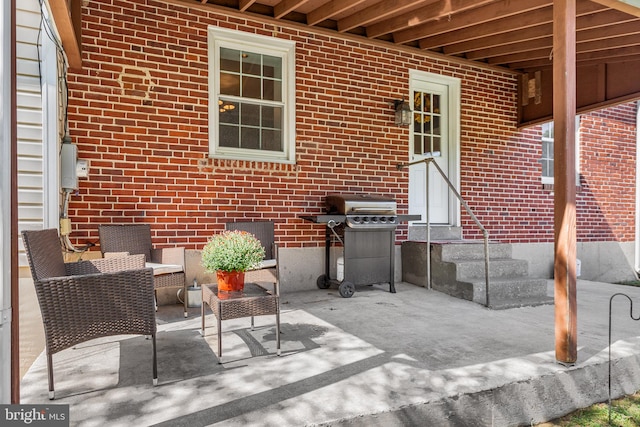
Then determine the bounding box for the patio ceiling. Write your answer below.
[196,0,640,73]
[51,0,640,124]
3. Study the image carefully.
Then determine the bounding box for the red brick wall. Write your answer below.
[578,105,637,241]
[66,0,637,250]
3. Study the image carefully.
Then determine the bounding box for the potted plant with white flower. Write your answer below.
[201,230,265,293]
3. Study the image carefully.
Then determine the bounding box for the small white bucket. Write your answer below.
[337,256,344,281]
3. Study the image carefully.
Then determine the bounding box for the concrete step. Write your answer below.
[408,225,462,241]
[433,258,530,281]
[431,241,513,261]
[401,240,552,309]
[432,276,552,309]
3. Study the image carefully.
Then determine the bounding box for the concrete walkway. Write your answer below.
[20,280,640,426]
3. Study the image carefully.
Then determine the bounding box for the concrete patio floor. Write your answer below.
[19,280,640,426]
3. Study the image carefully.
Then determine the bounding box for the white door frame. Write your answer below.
[408,70,461,227]
[1,0,14,404]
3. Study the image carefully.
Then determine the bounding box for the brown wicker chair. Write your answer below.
[226,221,279,289]
[21,228,157,399]
[98,224,187,317]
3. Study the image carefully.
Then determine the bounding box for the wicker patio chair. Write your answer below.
[226,221,279,289]
[21,228,157,399]
[98,224,187,317]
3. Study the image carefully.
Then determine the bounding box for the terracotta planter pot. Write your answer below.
[216,270,245,294]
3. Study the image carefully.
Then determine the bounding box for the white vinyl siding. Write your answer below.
[17,0,61,266]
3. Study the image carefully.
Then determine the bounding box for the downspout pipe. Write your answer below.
[635,101,640,277]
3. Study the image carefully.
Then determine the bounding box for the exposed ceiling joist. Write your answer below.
[48,0,82,69]
[394,0,553,45]
[45,0,640,129]
[591,0,640,16]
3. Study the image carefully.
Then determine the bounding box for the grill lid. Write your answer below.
[325,194,396,215]
[325,194,398,229]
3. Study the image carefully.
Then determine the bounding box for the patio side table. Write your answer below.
[201,282,281,360]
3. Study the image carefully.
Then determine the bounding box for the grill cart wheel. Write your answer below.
[316,274,331,289]
[339,281,355,298]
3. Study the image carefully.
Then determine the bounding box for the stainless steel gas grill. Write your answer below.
[302,194,420,298]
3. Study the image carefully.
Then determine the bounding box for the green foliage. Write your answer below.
[539,393,640,426]
[201,230,265,273]
[616,280,640,288]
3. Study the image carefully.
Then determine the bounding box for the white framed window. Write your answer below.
[208,27,296,164]
[540,117,580,184]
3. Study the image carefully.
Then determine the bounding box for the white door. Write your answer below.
[408,72,460,225]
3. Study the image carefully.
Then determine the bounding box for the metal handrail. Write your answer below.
[397,158,491,307]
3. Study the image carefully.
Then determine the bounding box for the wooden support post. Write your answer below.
[553,0,578,364]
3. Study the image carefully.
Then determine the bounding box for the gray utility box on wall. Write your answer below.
[60,143,78,190]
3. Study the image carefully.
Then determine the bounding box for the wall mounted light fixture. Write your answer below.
[393,99,412,126]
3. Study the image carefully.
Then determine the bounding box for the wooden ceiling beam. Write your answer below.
[577,43,640,60]
[591,0,640,16]
[444,24,551,55]
[466,15,640,61]
[239,0,257,12]
[489,47,552,65]
[337,0,423,33]
[394,0,552,45]
[574,53,640,67]
[466,37,553,61]
[48,0,82,69]
[307,0,367,26]
[509,44,640,69]
[274,0,309,19]
[418,5,554,49]
[365,0,494,39]
[577,18,640,40]
[420,2,606,51]
[579,33,640,53]
[192,0,640,75]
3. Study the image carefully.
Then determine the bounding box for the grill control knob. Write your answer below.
[380,216,387,223]
[371,216,378,222]
[353,216,361,223]
[363,216,369,223]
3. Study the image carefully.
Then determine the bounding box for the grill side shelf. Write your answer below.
[397,214,422,222]
[300,215,347,224]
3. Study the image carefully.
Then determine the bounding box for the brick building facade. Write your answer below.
[65,0,638,286]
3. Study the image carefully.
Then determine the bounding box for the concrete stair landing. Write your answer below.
[402,239,553,309]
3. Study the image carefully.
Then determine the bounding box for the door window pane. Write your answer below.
[413,90,442,157]
[414,135,422,155]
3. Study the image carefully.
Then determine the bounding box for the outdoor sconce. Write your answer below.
[394,99,412,126]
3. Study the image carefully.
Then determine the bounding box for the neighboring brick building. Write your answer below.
[61,0,637,288]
